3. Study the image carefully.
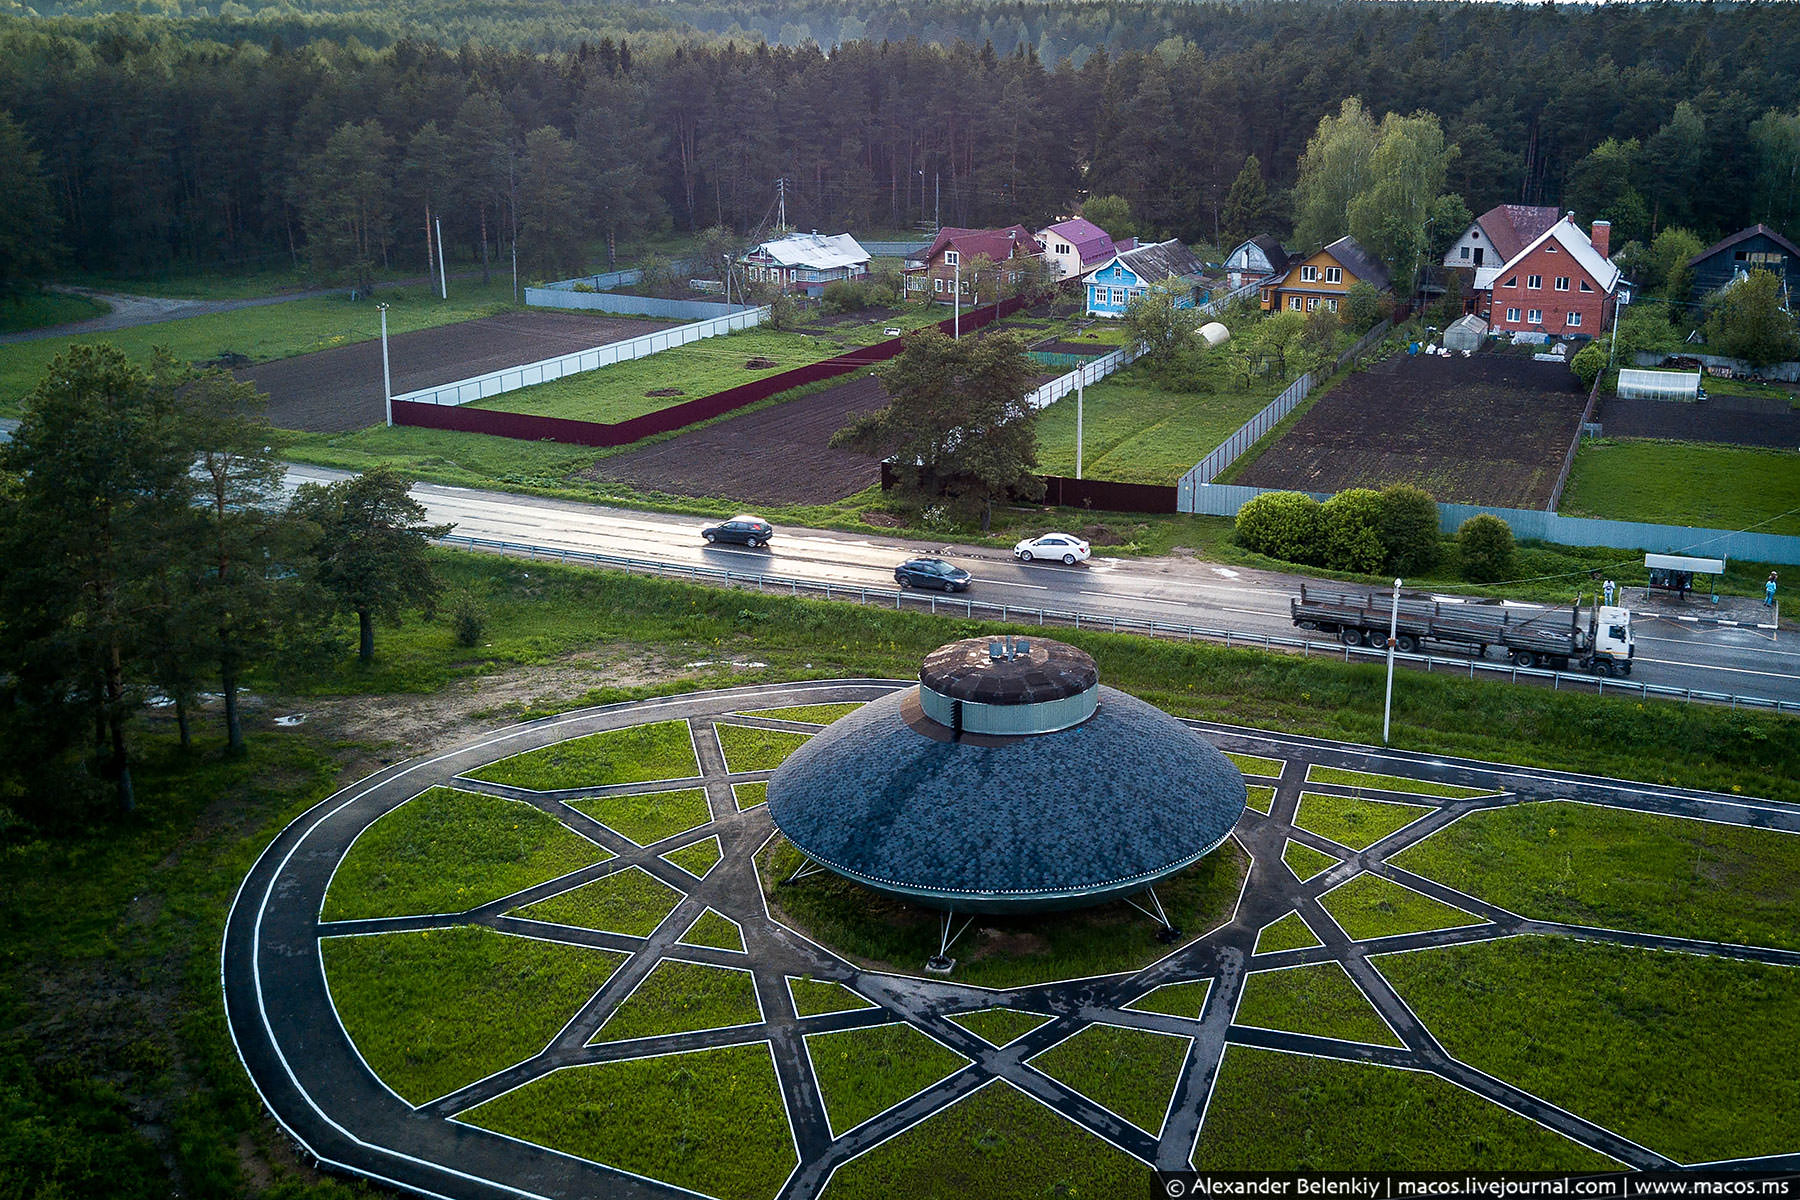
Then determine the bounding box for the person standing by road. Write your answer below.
[1768,572,1779,607]
[1603,579,1616,606]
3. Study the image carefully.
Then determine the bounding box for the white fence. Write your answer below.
[392,306,768,408]
[1023,343,1143,409]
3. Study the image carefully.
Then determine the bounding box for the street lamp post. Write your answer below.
[378,302,393,427]
[953,258,961,339]
[1075,376,1084,480]
[1383,577,1402,745]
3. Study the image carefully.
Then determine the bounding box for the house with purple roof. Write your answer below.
[1036,217,1121,282]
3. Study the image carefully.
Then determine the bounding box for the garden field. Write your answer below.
[1234,353,1588,508]
[1559,439,1800,536]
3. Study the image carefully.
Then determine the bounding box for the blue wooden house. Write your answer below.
[1685,224,1800,301]
[1084,239,1209,317]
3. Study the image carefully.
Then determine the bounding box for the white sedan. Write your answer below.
[1013,533,1091,565]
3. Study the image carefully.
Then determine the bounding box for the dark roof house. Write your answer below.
[1685,224,1800,299]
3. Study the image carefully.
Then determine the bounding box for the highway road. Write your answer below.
[283,466,1800,708]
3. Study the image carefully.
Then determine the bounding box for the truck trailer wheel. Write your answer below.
[1510,649,1536,669]
[1395,634,1418,653]
[1340,628,1364,647]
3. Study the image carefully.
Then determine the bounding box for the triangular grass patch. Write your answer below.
[509,866,682,938]
[661,835,723,879]
[1283,839,1340,883]
[1244,785,1276,815]
[1320,873,1485,941]
[677,907,745,952]
[788,976,876,1017]
[1294,791,1432,851]
[732,781,768,810]
[590,960,762,1044]
[715,724,812,772]
[1124,979,1212,1020]
[1304,764,1496,800]
[323,926,627,1105]
[1028,1023,1192,1137]
[1254,911,1323,955]
[568,787,711,846]
[324,787,610,921]
[1225,751,1284,778]
[807,1023,971,1136]
[1235,962,1403,1047]
[466,720,697,790]
[947,1008,1053,1048]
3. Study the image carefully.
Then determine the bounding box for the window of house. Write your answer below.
[1324,297,1339,312]
[1324,267,1342,283]
[944,250,959,266]
[1555,276,1570,291]
[1111,287,1126,306]
[1300,265,1319,282]
[1289,296,1304,311]
[1545,244,1559,253]
[934,278,943,293]
[1502,276,1518,288]
[1460,246,1470,259]
[1306,296,1319,311]
[1527,308,1543,324]
[1580,280,1594,292]
[1527,274,1542,289]
[1567,311,1582,327]
[1505,307,1521,322]
[1057,243,1071,255]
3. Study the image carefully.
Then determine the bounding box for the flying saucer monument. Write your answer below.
[767,636,1247,969]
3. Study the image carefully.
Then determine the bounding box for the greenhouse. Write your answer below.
[1617,368,1701,402]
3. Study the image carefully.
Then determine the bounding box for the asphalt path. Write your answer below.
[281,465,1800,707]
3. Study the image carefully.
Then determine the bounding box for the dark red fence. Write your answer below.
[392,294,1031,447]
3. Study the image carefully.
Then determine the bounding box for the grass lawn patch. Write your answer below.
[1561,440,1800,537]
[1234,963,1401,1047]
[1375,935,1800,1163]
[734,781,769,810]
[1125,979,1212,1019]
[1283,840,1340,882]
[715,724,812,772]
[1304,765,1494,799]
[0,290,109,334]
[807,1023,970,1135]
[822,1079,1156,1200]
[1027,1023,1190,1136]
[592,959,762,1044]
[760,834,1248,988]
[510,867,683,937]
[1226,752,1285,778]
[1320,874,1484,941]
[1194,1047,1621,1170]
[1294,792,1433,851]
[467,721,698,791]
[321,926,627,1105]
[1033,359,1284,484]
[946,1009,1053,1048]
[1245,785,1275,815]
[662,836,723,879]
[1390,801,1800,951]
[789,977,875,1017]
[324,787,609,920]
[738,702,863,724]
[1254,912,1322,955]
[678,908,745,952]
[459,1043,796,1200]
[569,787,712,846]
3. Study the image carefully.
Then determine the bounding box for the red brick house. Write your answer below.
[904,225,1042,302]
[1478,216,1620,337]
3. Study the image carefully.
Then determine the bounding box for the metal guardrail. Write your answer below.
[434,533,1797,715]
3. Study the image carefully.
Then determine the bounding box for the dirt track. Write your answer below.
[242,311,674,433]
[579,372,893,505]
[1235,353,1587,508]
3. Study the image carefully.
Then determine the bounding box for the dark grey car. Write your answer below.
[701,515,775,548]
[895,557,972,592]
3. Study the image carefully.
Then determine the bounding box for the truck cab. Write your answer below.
[1591,605,1635,673]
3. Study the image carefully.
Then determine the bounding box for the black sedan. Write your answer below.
[894,557,973,592]
[701,515,774,548]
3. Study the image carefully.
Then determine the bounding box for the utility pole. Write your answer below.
[1383,578,1401,745]
[953,257,961,339]
[934,173,940,232]
[776,178,788,231]
[1075,377,1084,479]
[378,303,393,427]
[435,217,448,300]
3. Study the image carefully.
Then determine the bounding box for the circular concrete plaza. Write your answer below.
[223,680,1800,1199]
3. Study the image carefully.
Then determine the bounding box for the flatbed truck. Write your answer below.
[1290,584,1635,676]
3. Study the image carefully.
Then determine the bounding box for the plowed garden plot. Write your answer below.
[1596,392,1800,449]
[243,311,674,433]
[579,373,893,506]
[1234,355,1587,508]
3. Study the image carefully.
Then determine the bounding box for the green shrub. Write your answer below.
[822,279,877,313]
[452,596,488,647]
[1235,491,1324,564]
[1457,513,1517,583]
[1320,488,1386,574]
[1344,281,1393,331]
[1570,341,1605,390]
[1377,484,1440,575]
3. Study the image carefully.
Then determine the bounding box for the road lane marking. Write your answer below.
[1633,656,1800,683]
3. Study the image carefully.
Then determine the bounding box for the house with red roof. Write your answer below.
[904,225,1043,303]
[1035,217,1122,282]
[1477,215,1621,337]
[1443,204,1562,274]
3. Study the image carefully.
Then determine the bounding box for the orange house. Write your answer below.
[1260,236,1390,315]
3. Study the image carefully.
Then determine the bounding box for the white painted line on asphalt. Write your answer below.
[1634,657,1800,682]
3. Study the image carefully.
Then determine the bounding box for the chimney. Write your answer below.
[1591,220,1611,259]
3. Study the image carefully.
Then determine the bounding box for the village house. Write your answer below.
[1478,215,1620,337]
[1035,217,1125,282]
[1443,204,1562,274]
[1685,224,1800,302]
[1224,235,1292,290]
[1260,236,1389,315]
[903,225,1042,302]
[1084,239,1210,317]
[737,231,871,297]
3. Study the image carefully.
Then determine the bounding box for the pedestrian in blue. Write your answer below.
[1768,572,1779,607]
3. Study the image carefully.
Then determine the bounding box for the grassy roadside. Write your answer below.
[0,545,1794,1197]
[0,291,110,333]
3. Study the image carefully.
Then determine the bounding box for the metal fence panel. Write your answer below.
[524,287,755,321]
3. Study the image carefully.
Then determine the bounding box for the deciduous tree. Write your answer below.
[1704,269,1800,367]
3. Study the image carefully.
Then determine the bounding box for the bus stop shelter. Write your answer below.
[1645,553,1726,600]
